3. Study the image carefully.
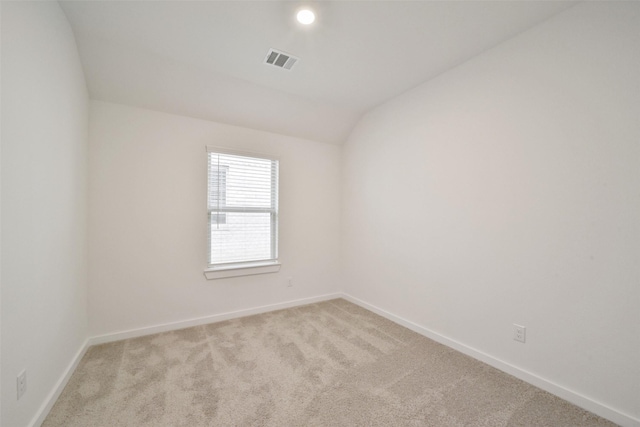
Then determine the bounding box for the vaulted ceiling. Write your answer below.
[60,1,575,144]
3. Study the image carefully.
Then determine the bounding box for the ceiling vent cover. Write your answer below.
[264,48,298,70]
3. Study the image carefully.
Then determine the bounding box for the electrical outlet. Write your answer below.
[513,324,526,343]
[17,370,27,400]
[287,277,293,288]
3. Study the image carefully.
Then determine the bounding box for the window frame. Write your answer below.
[204,146,281,279]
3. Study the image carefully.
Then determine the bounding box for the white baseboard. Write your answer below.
[341,293,639,427]
[30,293,341,426]
[89,293,342,346]
[29,292,638,427]
[28,338,90,427]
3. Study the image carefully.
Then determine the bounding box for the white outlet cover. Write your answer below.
[17,370,27,400]
[513,324,526,343]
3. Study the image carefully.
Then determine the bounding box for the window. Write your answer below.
[206,148,279,274]
[209,164,228,226]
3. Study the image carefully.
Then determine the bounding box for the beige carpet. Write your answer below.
[43,299,616,426]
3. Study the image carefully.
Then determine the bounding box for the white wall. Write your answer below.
[0,2,4,423]
[88,101,341,337]
[1,2,89,426]
[343,1,639,424]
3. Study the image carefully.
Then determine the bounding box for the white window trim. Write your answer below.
[204,146,280,280]
[205,146,280,161]
[204,261,281,280]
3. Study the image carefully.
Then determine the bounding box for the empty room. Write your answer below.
[1,1,639,426]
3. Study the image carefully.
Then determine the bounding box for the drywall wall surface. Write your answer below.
[342,1,639,422]
[88,101,341,336]
[0,2,3,424]
[1,2,89,426]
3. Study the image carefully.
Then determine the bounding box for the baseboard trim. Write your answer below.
[89,293,343,346]
[29,293,341,427]
[27,292,638,427]
[28,338,90,427]
[341,293,639,427]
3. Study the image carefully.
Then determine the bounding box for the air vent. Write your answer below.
[264,48,298,70]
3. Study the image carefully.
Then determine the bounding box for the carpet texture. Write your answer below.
[43,299,616,426]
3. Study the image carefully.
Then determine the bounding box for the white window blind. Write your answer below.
[207,148,279,269]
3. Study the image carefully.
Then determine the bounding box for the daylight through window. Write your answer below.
[207,149,279,268]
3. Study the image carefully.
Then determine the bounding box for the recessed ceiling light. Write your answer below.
[296,9,315,25]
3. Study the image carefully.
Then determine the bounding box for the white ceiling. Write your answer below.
[60,1,576,144]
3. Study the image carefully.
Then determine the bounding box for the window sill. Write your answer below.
[204,262,281,280]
